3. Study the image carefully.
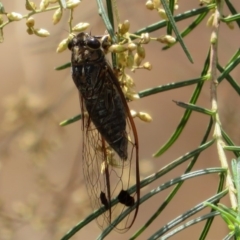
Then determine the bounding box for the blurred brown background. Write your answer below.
[0,1,240,239]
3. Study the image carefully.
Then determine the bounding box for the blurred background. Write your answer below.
[0,1,240,239]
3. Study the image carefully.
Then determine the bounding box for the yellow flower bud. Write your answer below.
[152,0,160,8]
[157,35,176,44]
[40,0,49,10]
[72,22,90,32]
[145,0,154,10]
[26,28,34,35]
[109,44,127,53]
[227,21,234,30]
[134,53,143,66]
[26,17,35,28]
[140,33,150,44]
[207,13,214,27]
[127,42,137,51]
[158,9,168,20]
[67,0,81,9]
[126,92,139,101]
[52,8,62,25]
[143,62,152,70]
[137,44,145,58]
[138,112,152,122]
[0,15,4,25]
[25,1,36,11]
[7,12,23,21]
[33,28,50,37]
[117,52,127,67]
[118,20,130,35]
[130,110,138,118]
[126,52,134,69]
[56,38,70,53]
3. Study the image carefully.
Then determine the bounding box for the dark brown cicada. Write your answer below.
[68,32,140,231]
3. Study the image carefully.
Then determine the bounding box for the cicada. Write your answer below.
[68,32,140,231]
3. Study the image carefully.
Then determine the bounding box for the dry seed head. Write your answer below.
[143,62,152,70]
[33,28,50,37]
[145,0,154,10]
[25,1,37,10]
[67,0,81,9]
[134,53,143,66]
[158,9,168,20]
[40,0,49,10]
[141,33,150,44]
[72,22,90,32]
[109,44,127,53]
[26,17,35,28]
[52,8,62,25]
[127,42,137,51]
[118,20,130,35]
[7,12,23,21]
[137,44,145,58]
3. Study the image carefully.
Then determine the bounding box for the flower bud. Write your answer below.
[26,17,35,28]
[109,44,127,53]
[25,1,36,11]
[227,21,234,30]
[126,92,140,101]
[158,9,168,20]
[72,22,90,32]
[33,28,50,37]
[0,15,4,25]
[56,38,70,53]
[157,35,176,44]
[52,8,62,25]
[138,112,152,122]
[40,0,49,10]
[141,33,150,44]
[7,12,23,21]
[137,44,145,58]
[145,0,154,10]
[27,28,34,35]
[67,0,81,9]
[130,110,138,118]
[207,13,214,27]
[143,62,152,70]
[126,52,134,69]
[153,0,160,8]
[134,53,143,66]
[117,52,127,67]
[118,20,130,35]
[127,42,137,51]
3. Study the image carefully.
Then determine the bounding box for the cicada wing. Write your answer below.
[81,85,140,232]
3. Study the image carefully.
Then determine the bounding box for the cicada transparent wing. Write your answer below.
[69,32,140,231]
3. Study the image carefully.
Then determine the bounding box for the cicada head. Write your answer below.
[68,32,104,64]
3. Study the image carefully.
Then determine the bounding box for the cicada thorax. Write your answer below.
[68,32,140,231]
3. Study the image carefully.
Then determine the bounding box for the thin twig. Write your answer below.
[209,1,237,208]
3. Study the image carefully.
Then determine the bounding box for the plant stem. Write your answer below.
[209,0,237,208]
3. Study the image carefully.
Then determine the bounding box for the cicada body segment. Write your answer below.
[68,32,140,231]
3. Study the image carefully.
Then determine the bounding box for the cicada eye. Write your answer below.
[86,37,101,50]
[68,39,73,50]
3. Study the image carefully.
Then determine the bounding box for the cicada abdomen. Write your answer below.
[68,32,140,231]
